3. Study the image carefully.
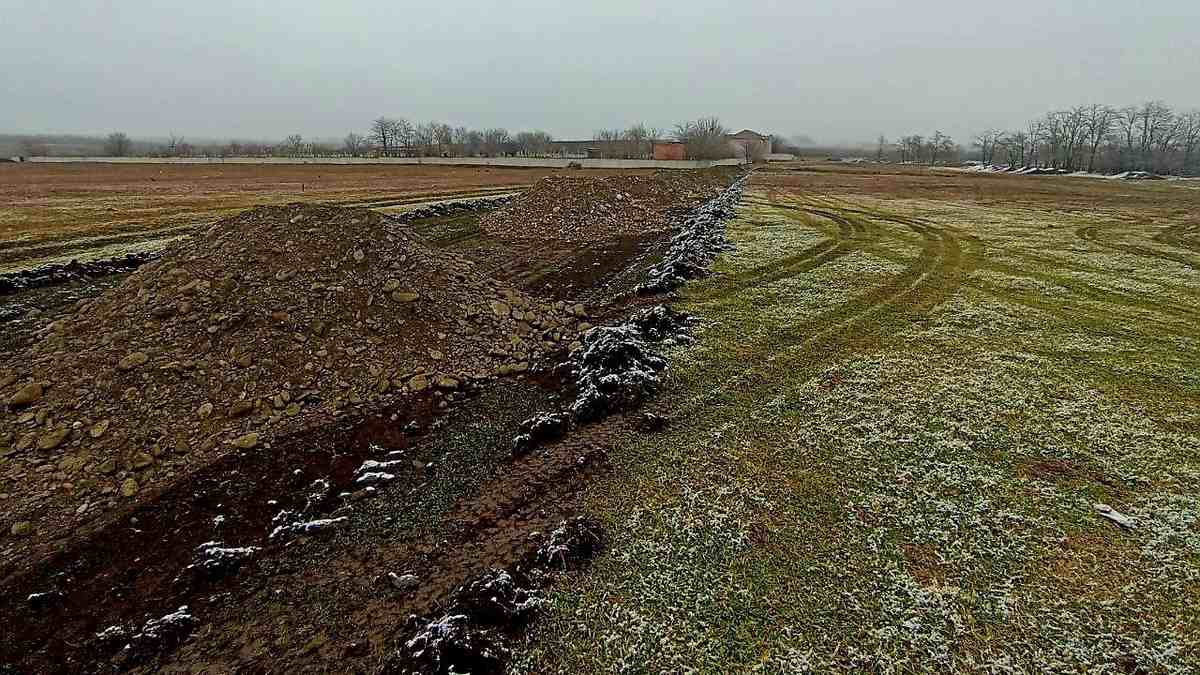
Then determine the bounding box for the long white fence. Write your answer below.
[22,156,747,169]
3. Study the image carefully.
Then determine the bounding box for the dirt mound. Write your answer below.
[0,203,586,559]
[480,171,729,241]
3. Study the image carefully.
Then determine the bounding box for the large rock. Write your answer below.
[117,352,149,371]
[37,427,70,451]
[8,382,43,409]
[231,432,259,449]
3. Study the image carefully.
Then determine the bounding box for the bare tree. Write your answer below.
[283,134,305,157]
[926,131,955,166]
[972,130,1002,164]
[673,117,732,160]
[431,123,453,156]
[394,119,414,155]
[624,123,651,159]
[514,130,554,157]
[1137,101,1174,171]
[165,134,184,157]
[463,130,484,157]
[1177,111,1200,176]
[370,118,397,156]
[104,130,131,154]
[343,133,366,157]
[1001,131,1029,166]
[1082,105,1115,172]
[411,123,434,157]
[592,129,622,158]
[876,135,888,162]
[481,128,510,156]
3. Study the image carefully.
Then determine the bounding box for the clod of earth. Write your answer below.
[627,305,698,343]
[384,569,540,674]
[25,591,63,610]
[532,516,605,571]
[94,605,195,666]
[268,516,347,542]
[565,326,668,424]
[180,541,261,582]
[511,411,572,457]
[388,572,420,592]
[392,613,507,675]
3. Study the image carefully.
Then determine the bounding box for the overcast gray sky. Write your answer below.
[3,0,1198,145]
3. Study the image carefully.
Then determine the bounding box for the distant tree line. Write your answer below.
[11,115,759,162]
[971,101,1200,175]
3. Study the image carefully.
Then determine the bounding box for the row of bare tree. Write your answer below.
[52,116,750,161]
[973,102,1200,175]
[888,131,960,166]
[359,118,557,158]
[589,119,746,160]
[590,124,664,159]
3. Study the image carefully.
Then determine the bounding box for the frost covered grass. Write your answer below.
[517,179,1200,673]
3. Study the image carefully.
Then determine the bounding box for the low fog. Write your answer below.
[2,0,1198,144]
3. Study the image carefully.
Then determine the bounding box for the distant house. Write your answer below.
[652,141,685,161]
[725,130,772,159]
[551,140,597,158]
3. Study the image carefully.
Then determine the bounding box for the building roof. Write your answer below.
[727,130,770,140]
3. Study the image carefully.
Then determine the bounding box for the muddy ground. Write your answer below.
[0,170,738,674]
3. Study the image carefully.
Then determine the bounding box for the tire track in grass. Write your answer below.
[691,197,877,302]
[675,191,970,416]
[832,198,1200,324]
[967,279,1200,339]
[1076,223,1200,271]
[1154,222,1200,256]
[977,257,1200,323]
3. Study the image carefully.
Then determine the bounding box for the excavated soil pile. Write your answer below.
[0,203,587,554]
[480,171,729,241]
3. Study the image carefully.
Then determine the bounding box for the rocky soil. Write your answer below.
[0,203,591,565]
[480,170,731,241]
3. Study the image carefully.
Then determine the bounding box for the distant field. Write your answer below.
[0,163,558,271]
[518,166,1200,672]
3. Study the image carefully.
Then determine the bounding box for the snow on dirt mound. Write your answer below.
[0,203,584,545]
[480,171,729,241]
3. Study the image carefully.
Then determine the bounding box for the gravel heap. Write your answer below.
[480,171,729,241]
[0,203,587,549]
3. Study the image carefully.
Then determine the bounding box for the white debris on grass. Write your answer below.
[268,516,348,541]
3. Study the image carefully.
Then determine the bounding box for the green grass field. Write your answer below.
[515,174,1200,673]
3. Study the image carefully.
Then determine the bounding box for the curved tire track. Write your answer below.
[678,190,971,413]
[1077,223,1200,271]
[692,197,877,301]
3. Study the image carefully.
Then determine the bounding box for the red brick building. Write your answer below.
[652,141,686,161]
